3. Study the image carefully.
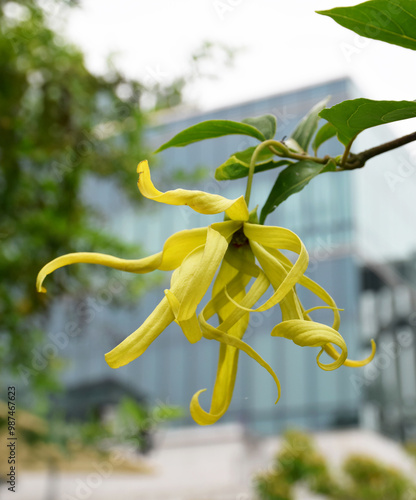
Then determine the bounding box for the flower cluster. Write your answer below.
[37,160,375,425]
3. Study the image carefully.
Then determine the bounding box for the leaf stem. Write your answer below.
[244,140,329,206]
[340,135,357,168]
[244,140,287,206]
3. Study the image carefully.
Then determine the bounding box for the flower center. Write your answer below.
[231,228,249,248]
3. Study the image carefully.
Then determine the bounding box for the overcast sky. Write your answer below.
[62,0,416,118]
[60,0,416,143]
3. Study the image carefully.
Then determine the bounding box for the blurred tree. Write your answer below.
[0,0,232,397]
[0,0,151,396]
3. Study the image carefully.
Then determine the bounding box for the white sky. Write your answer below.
[62,0,416,114]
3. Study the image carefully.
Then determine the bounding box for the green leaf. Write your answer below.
[215,149,290,180]
[317,1,416,51]
[312,122,337,154]
[291,97,331,152]
[242,114,277,140]
[154,120,265,153]
[284,138,304,154]
[260,161,327,224]
[319,99,416,146]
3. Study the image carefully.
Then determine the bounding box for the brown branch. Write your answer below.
[343,131,416,170]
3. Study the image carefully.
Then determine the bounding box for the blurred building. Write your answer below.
[46,77,416,441]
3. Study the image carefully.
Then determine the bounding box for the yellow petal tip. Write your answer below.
[104,351,118,369]
[137,160,148,172]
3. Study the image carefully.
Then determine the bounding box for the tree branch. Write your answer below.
[342,131,416,170]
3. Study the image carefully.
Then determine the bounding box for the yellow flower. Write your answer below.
[37,160,375,425]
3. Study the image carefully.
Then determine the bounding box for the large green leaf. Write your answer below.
[291,97,331,152]
[242,114,277,140]
[317,1,416,51]
[319,99,416,146]
[260,160,331,224]
[215,145,290,180]
[312,122,337,154]
[155,120,265,153]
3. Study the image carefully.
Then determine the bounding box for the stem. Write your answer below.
[244,140,287,206]
[343,130,416,170]
[244,140,326,206]
[340,135,357,168]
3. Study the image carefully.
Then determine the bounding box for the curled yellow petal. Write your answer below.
[324,339,376,368]
[202,321,281,404]
[36,252,162,294]
[303,305,344,317]
[190,331,242,426]
[37,226,208,293]
[231,240,305,315]
[269,247,341,330]
[269,248,376,366]
[138,160,249,221]
[175,226,229,322]
[241,224,308,313]
[190,248,253,425]
[271,319,348,371]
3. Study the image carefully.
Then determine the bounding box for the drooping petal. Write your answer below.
[271,319,348,371]
[190,244,281,425]
[224,241,303,322]
[164,289,201,344]
[105,296,174,368]
[175,226,229,322]
[37,226,208,293]
[138,160,249,221]
[324,340,376,368]
[268,247,341,329]
[209,266,270,332]
[200,316,281,401]
[250,243,303,320]
[212,245,254,324]
[106,226,231,365]
[241,223,308,312]
[163,226,230,344]
[230,240,306,315]
[189,248,252,425]
[200,271,281,398]
[268,248,376,366]
[244,222,308,254]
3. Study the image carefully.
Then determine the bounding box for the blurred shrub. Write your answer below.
[343,455,416,500]
[254,430,416,500]
[254,430,338,500]
[255,470,293,500]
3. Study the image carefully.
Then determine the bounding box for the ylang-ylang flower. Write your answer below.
[37,160,375,425]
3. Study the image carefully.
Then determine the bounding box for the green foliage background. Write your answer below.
[0,0,196,397]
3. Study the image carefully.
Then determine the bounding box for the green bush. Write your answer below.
[254,430,416,500]
[342,455,416,500]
